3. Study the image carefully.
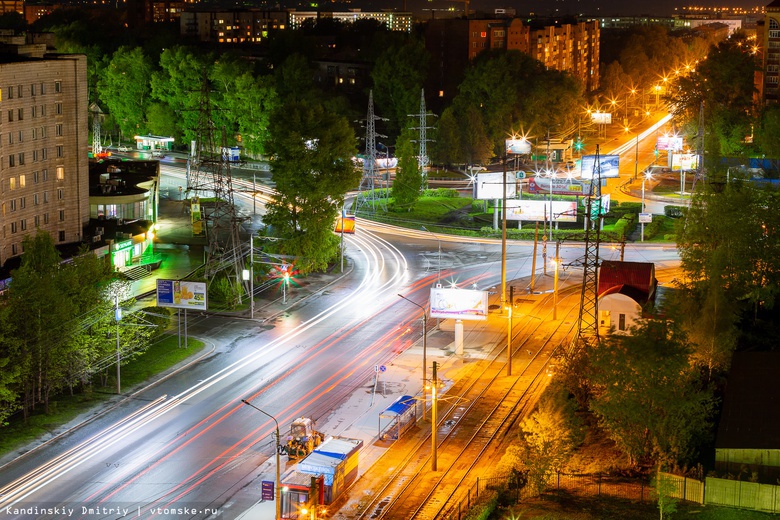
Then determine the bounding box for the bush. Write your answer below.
[140,306,172,337]
[423,187,459,198]
[612,215,636,239]
[642,215,666,240]
[462,492,498,520]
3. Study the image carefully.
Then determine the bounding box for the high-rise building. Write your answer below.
[425,18,599,108]
[0,45,89,269]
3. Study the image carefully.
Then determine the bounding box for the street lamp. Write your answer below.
[552,241,560,320]
[241,399,282,520]
[398,294,429,421]
[641,171,653,242]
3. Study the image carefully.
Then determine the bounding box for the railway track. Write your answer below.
[353,284,581,520]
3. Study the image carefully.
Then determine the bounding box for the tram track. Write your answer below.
[353,284,582,520]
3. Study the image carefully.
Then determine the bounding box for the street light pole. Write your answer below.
[431,361,439,471]
[398,294,428,421]
[421,226,441,284]
[506,304,513,376]
[553,241,560,320]
[241,399,282,520]
[115,294,121,395]
[501,155,507,306]
[634,132,639,181]
[250,235,255,318]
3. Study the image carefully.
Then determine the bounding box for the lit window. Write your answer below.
[19,174,25,187]
[56,166,64,180]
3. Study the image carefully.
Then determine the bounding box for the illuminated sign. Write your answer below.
[579,155,620,179]
[506,200,578,222]
[475,172,516,200]
[505,138,532,155]
[429,287,488,321]
[157,280,208,310]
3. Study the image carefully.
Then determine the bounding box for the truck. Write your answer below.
[282,417,323,460]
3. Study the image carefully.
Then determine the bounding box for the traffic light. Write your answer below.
[654,147,659,158]
[574,138,584,152]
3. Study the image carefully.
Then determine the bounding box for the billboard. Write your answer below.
[591,112,612,125]
[334,214,356,233]
[506,200,578,222]
[505,138,532,155]
[657,136,683,152]
[672,153,699,171]
[579,154,620,179]
[528,177,589,196]
[430,287,488,321]
[157,280,207,310]
[475,172,516,200]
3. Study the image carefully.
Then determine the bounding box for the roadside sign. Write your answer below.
[379,365,386,372]
[639,213,652,223]
[261,481,274,501]
[515,171,526,179]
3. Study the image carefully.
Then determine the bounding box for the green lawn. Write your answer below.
[490,493,779,519]
[0,334,205,458]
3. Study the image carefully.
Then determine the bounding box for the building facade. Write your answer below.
[761,0,780,104]
[0,50,89,269]
[425,18,599,108]
[180,8,287,44]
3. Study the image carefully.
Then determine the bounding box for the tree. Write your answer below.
[371,38,429,139]
[263,100,360,273]
[391,126,423,209]
[755,105,780,158]
[98,46,153,139]
[150,46,212,143]
[668,34,759,157]
[452,50,583,159]
[586,319,714,468]
[516,380,583,494]
[211,57,278,157]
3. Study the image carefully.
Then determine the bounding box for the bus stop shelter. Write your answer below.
[378,395,416,441]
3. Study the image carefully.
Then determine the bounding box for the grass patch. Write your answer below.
[0,334,204,459]
[493,493,779,519]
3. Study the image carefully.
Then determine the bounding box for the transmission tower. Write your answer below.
[186,78,248,301]
[574,145,603,347]
[409,89,436,189]
[90,103,104,155]
[356,91,387,214]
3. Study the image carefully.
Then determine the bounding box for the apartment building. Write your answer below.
[760,0,780,104]
[0,49,89,269]
[425,17,600,108]
[180,8,288,44]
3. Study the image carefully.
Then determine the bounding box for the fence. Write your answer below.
[444,472,654,520]
[446,466,780,519]
[705,477,780,512]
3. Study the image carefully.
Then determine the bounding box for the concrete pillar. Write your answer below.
[455,319,464,355]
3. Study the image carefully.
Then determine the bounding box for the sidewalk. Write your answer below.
[235,275,564,519]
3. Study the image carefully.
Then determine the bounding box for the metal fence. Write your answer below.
[444,472,655,520]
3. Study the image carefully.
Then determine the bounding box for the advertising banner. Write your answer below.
[334,215,356,233]
[579,154,620,179]
[505,138,532,155]
[528,177,589,195]
[430,287,488,321]
[672,153,699,171]
[506,200,578,222]
[657,136,683,152]
[591,112,612,125]
[475,172,516,200]
[157,280,208,310]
